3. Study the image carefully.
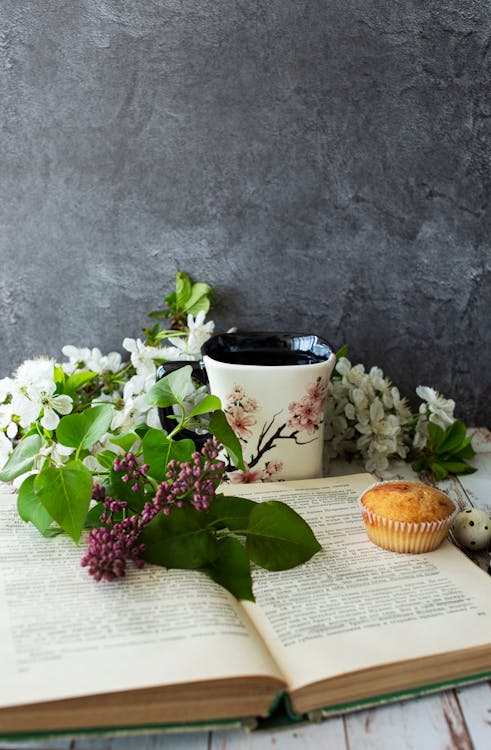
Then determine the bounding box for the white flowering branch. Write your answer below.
[325,355,475,478]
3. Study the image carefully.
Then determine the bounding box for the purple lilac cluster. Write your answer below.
[113,452,149,493]
[142,437,225,521]
[81,516,145,581]
[82,440,225,582]
[92,483,129,525]
[81,454,149,581]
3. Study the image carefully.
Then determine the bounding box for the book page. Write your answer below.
[225,475,491,692]
[0,493,283,709]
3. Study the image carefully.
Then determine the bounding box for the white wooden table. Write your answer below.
[1,429,490,750]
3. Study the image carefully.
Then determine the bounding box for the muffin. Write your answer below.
[359,481,457,553]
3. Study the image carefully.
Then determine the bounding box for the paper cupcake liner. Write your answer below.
[359,482,457,554]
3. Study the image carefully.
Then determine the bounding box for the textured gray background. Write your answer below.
[0,1,490,424]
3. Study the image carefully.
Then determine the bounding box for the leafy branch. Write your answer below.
[4,365,321,601]
[144,271,212,343]
[411,420,476,481]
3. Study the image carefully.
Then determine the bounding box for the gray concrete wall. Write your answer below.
[1,1,490,424]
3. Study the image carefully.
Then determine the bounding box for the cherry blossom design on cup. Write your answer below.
[224,377,328,483]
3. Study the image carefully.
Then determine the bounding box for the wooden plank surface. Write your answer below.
[211,719,346,749]
[457,682,491,750]
[344,691,475,750]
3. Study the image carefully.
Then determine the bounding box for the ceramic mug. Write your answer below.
[157,332,336,482]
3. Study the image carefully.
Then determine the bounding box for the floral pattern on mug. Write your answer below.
[228,459,285,484]
[224,376,327,482]
[223,385,258,441]
[287,377,328,435]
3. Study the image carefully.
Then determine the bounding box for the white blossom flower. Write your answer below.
[7,356,74,431]
[390,387,411,420]
[9,388,40,429]
[326,357,411,475]
[166,313,214,360]
[41,441,75,466]
[368,366,389,393]
[61,346,92,374]
[15,358,56,393]
[39,394,74,430]
[186,311,215,353]
[416,385,455,430]
[169,338,200,360]
[111,373,161,431]
[9,359,61,429]
[122,338,180,378]
[62,345,123,375]
[325,378,357,458]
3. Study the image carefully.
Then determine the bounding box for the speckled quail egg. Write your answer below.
[452,508,491,551]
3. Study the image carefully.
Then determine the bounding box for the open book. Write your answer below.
[1,473,491,739]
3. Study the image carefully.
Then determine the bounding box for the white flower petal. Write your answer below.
[0,377,15,401]
[416,385,437,403]
[6,421,18,439]
[40,407,60,430]
[146,407,163,429]
[122,337,138,354]
[52,394,73,415]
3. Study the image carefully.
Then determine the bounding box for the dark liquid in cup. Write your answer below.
[211,349,323,366]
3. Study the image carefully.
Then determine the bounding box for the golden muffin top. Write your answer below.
[360,481,455,523]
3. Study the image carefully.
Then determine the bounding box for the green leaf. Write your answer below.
[146,365,193,408]
[140,505,218,569]
[437,420,468,455]
[64,371,97,395]
[335,344,349,360]
[175,271,192,309]
[85,502,105,528]
[107,431,139,453]
[0,434,42,482]
[54,364,66,391]
[411,459,426,474]
[163,291,176,310]
[57,404,114,450]
[108,467,146,509]
[206,494,255,531]
[428,460,449,481]
[244,501,322,571]
[187,394,221,418]
[454,442,476,461]
[142,429,173,481]
[148,309,168,320]
[142,429,195,482]
[95,449,118,470]
[134,423,150,439]
[17,475,54,535]
[427,421,446,449]
[34,460,93,542]
[203,537,254,601]
[438,460,477,475]
[208,410,245,471]
[170,439,196,463]
[186,282,212,315]
[187,296,211,317]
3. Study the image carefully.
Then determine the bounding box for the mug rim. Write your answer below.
[201,331,334,368]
